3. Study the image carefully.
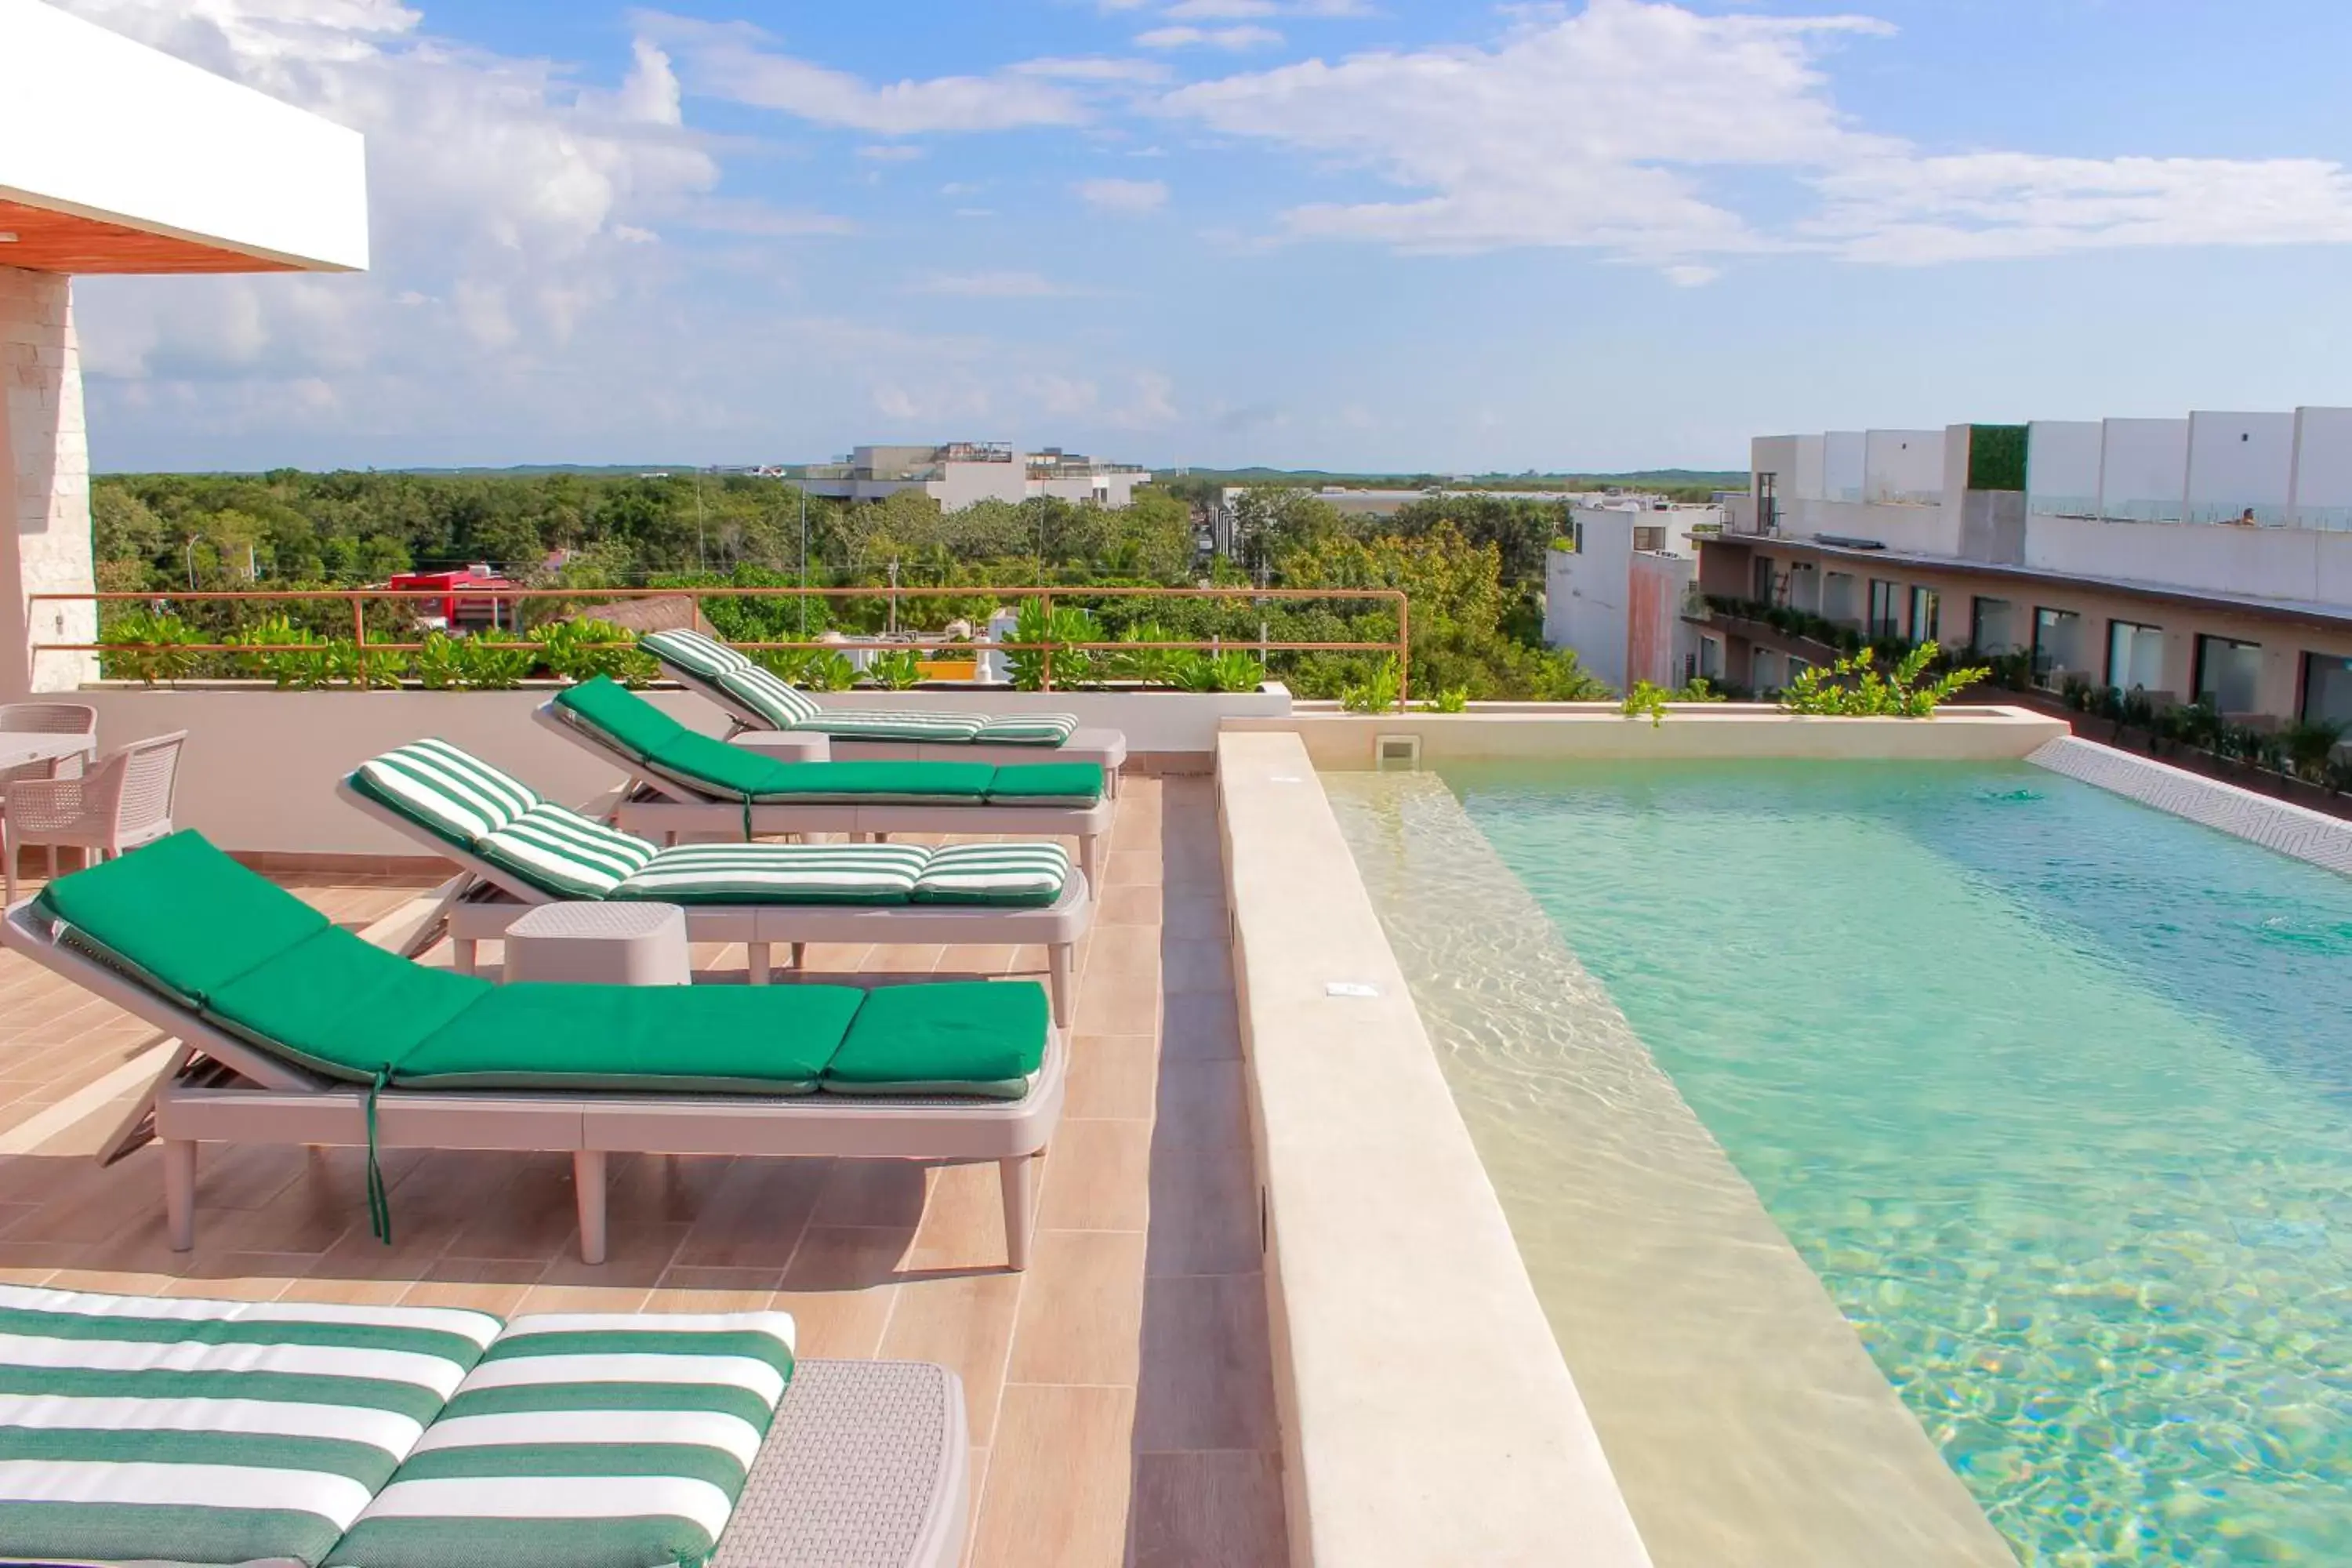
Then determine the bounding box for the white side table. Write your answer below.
[502,902,691,986]
[730,730,831,764]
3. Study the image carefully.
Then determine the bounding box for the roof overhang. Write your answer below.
[0,0,368,276]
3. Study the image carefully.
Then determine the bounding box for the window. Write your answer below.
[1867,579,1904,640]
[1635,525,1667,554]
[2194,634,2263,714]
[1755,472,1779,535]
[2107,621,2165,693]
[2031,608,2084,688]
[1972,597,2017,654]
[1698,636,1725,681]
[1751,555,1776,604]
[1822,572,1858,627]
[2302,652,2352,725]
[1752,648,1780,690]
[1909,586,1940,644]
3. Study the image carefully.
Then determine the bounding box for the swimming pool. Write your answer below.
[1327,760,2351,1566]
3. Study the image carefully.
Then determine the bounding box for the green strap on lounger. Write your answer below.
[365,1068,394,1245]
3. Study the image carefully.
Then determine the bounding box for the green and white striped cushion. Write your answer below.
[713,663,823,728]
[325,1310,797,1568]
[476,804,659,899]
[912,842,1074,906]
[354,740,539,844]
[797,709,989,743]
[0,1283,498,1568]
[641,628,752,681]
[971,713,1080,746]
[615,842,931,905]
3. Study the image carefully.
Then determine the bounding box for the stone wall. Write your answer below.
[0,267,97,695]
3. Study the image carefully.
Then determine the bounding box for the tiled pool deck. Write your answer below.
[0,777,1282,1567]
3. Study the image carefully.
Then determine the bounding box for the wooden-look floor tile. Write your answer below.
[1153,1059,1251,1152]
[877,1271,1023,1446]
[1161,895,1227,942]
[773,1226,907,1359]
[670,1156,830,1270]
[1063,1036,1159,1122]
[1161,938,1232,996]
[1037,1120,1152,1234]
[1134,1273,1279,1452]
[903,1162,1014,1275]
[970,1385,1137,1568]
[1004,1229,1147,1387]
[811,1158,931,1231]
[1162,991,1242,1062]
[1130,1451,1287,1568]
[1145,1148,1259,1278]
[1072,968,1160,1036]
[1104,848,1163,888]
[1096,883,1163,927]
[397,1259,546,1316]
[1083,923,1161,978]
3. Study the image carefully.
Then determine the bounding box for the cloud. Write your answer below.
[1156,0,2352,271]
[642,12,1091,134]
[1076,177,1171,214]
[905,270,1085,298]
[1138,24,1283,50]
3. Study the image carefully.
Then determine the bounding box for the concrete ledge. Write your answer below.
[1234,703,2066,769]
[2027,735,2352,875]
[1218,730,1651,1568]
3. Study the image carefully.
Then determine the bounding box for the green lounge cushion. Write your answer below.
[0,1283,499,1568]
[983,761,1104,805]
[824,980,1048,1098]
[747,760,996,804]
[910,843,1072,906]
[32,829,331,1008]
[351,741,539,848]
[615,843,930,906]
[326,1310,796,1568]
[205,927,492,1085]
[476,804,659,899]
[645,730,794,799]
[553,677,691,765]
[400,983,864,1093]
[641,628,751,681]
[712,663,822,728]
[796,710,989,743]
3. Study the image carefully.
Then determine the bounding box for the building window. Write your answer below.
[1635,525,1667,553]
[1699,636,1725,681]
[1909,586,1940,644]
[1867,579,1904,640]
[2302,652,2352,726]
[1756,471,1779,535]
[1753,648,1780,690]
[2194,634,2263,714]
[2031,608,2084,688]
[1751,555,1776,604]
[1822,572,1858,627]
[1973,597,2017,655]
[2106,621,2165,694]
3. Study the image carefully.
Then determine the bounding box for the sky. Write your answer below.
[55,0,2352,474]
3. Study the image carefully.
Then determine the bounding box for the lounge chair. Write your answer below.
[341,739,1089,1025]
[644,626,1128,793]
[537,677,1114,889]
[0,1284,967,1568]
[2,830,1063,1268]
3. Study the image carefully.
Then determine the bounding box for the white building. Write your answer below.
[801,442,1152,509]
[0,0,368,693]
[1542,500,1722,692]
[1708,411,2352,720]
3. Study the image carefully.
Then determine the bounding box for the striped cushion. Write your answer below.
[797,709,989,743]
[971,713,1080,746]
[641,628,751,681]
[476,804,659,899]
[354,741,539,844]
[713,663,822,728]
[0,1284,499,1568]
[325,1310,797,1568]
[912,843,1073,906]
[615,842,930,906]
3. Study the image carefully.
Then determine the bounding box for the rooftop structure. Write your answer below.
[802,442,1152,510]
[1542,499,1723,692]
[1705,413,2352,723]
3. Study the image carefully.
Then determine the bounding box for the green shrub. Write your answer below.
[1621,681,1671,728]
[867,648,924,689]
[1340,657,1403,713]
[1779,641,1988,717]
[103,609,201,684]
[1421,687,1469,713]
[2282,719,2347,782]
[535,618,655,687]
[414,632,465,691]
[454,630,533,690]
[1007,598,1099,691]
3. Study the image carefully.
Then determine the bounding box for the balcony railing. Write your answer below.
[32,583,1415,707]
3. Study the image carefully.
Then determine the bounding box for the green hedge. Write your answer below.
[1967,425,2028,492]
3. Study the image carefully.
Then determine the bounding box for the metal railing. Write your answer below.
[32,583,1414,706]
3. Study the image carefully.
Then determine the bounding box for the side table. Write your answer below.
[730,730,831,764]
[502,901,691,986]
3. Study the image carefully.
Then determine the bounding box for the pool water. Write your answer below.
[1416,760,2347,1563]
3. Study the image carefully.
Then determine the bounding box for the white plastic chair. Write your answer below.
[4,731,187,904]
[0,703,98,797]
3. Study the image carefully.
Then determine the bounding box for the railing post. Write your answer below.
[352,595,368,686]
[1396,592,1410,712]
[1040,590,1054,693]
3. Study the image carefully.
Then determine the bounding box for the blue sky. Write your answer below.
[61,0,2352,474]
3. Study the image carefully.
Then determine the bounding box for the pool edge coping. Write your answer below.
[2026,736,2352,877]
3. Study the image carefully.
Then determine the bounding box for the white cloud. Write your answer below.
[1138,24,1283,50]
[858,143,925,162]
[906,270,1083,298]
[1076,177,1171,214]
[1157,0,2352,271]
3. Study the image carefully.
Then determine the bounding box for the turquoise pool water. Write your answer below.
[1445,760,2352,1565]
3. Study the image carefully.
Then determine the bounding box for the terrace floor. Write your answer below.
[0,775,1283,1567]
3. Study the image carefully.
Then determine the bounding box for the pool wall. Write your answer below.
[1228,703,2065,770]
[1216,730,1653,1568]
[2028,735,2352,875]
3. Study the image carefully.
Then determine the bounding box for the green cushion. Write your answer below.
[983,761,1104,805]
[645,730,794,800]
[823,981,1048,1099]
[205,927,493,1085]
[748,760,996,804]
[641,628,751,681]
[350,741,539,848]
[475,804,657,899]
[910,843,1072,906]
[798,710,989,743]
[32,830,331,1008]
[713,664,822,728]
[615,844,930,906]
[553,677,690,765]
[971,714,1080,746]
[400,983,864,1093]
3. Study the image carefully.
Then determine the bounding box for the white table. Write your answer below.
[729,730,831,764]
[0,733,94,777]
[501,902,691,986]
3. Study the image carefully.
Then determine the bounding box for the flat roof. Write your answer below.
[1719,532,2352,633]
[0,0,367,274]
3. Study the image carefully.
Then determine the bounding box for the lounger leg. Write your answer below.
[1048,943,1074,1029]
[452,937,479,977]
[789,942,807,971]
[163,1139,197,1252]
[1079,833,1103,893]
[574,1149,608,1265]
[998,1155,1036,1271]
[748,943,771,985]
